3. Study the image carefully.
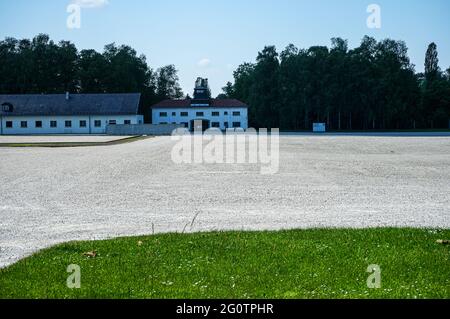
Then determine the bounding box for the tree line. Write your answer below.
[0,34,184,121]
[1,34,449,130]
[220,37,450,130]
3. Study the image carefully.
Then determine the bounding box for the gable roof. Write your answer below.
[151,98,248,109]
[0,93,141,116]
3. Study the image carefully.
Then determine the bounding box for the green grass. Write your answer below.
[0,228,449,299]
[0,136,151,148]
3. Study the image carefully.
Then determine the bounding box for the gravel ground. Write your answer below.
[0,135,133,144]
[0,135,449,267]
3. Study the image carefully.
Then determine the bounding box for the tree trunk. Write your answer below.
[327,112,330,129]
[304,108,308,130]
[338,111,341,130]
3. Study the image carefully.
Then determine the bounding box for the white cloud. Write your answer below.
[71,0,109,9]
[197,58,211,68]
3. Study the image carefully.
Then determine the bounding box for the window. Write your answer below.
[108,120,117,125]
[196,112,204,117]
[50,121,57,128]
[94,120,101,127]
[233,111,241,116]
[233,122,241,128]
[212,112,220,117]
[224,122,229,129]
[6,121,12,128]
[80,120,87,128]
[21,121,27,128]
[172,112,176,116]
[212,122,220,128]
[160,112,168,117]
[65,121,72,128]
[181,112,188,117]
[224,112,228,115]
[124,120,131,125]
[35,121,42,128]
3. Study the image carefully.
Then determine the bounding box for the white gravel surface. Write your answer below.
[0,135,133,143]
[0,135,449,267]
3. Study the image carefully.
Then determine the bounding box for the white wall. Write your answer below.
[106,124,182,136]
[152,107,248,130]
[0,115,144,135]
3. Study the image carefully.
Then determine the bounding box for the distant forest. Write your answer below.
[221,37,450,130]
[1,34,449,130]
[0,34,184,122]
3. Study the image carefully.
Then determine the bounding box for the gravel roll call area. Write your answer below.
[0,135,449,267]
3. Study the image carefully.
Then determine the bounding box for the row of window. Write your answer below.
[160,122,242,128]
[160,111,241,118]
[214,122,242,128]
[4,119,132,129]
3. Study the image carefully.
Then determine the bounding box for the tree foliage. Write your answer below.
[222,37,450,130]
[1,34,448,129]
[0,34,184,122]
[156,65,184,100]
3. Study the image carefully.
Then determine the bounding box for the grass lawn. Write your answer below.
[0,228,449,299]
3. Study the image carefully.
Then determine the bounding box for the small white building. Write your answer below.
[0,93,143,135]
[151,78,248,131]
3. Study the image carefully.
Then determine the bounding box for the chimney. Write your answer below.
[66,92,70,100]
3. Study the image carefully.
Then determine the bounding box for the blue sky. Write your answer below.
[0,0,449,96]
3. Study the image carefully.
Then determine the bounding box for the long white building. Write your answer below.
[151,78,248,131]
[0,93,143,135]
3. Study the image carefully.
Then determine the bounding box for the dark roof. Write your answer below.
[0,93,141,116]
[152,98,248,109]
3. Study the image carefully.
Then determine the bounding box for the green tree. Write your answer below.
[425,42,439,81]
[78,49,108,93]
[422,43,449,128]
[248,46,280,128]
[156,65,184,100]
[220,82,234,98]
[223,36,427,130]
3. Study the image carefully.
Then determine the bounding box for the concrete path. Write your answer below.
[0,135,133,144]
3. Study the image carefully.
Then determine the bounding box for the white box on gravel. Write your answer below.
[313,123,326,133]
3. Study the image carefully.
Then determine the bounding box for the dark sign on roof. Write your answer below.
[152,98,248,109]
[0,93,141,116]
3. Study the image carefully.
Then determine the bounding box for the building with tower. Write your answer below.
[151,78,248,131]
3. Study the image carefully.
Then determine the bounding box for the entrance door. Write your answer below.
[190,119,210,132]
